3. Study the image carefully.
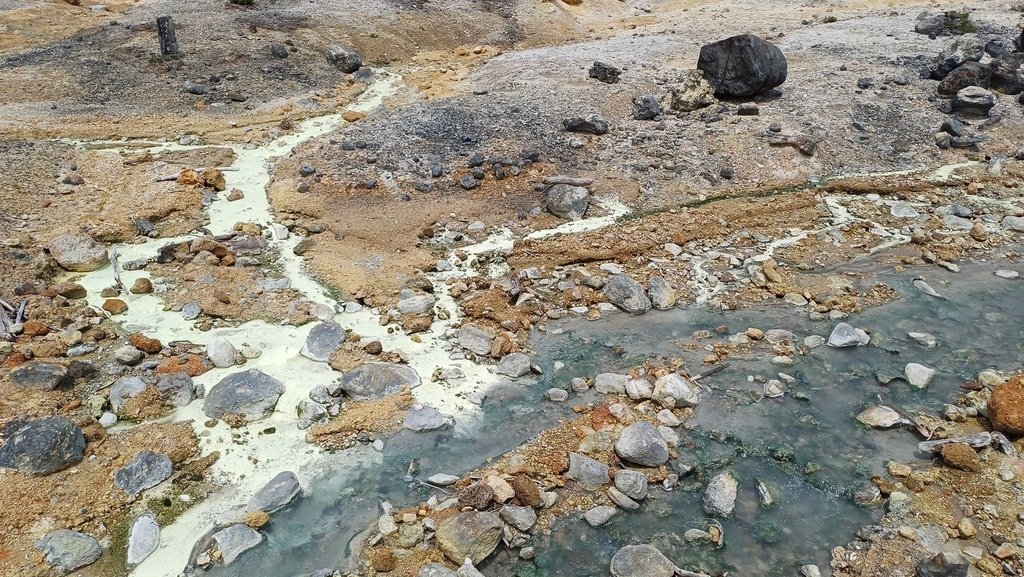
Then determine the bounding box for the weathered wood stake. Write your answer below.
[157,15,179,57]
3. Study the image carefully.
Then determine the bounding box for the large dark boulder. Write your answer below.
[0,417,85,475]
[339,363,421,400]
[697,34,788,96]
[991,54,1024,95]
[937,62,992,96]
[10,361,71,390]
[203,369,284,422]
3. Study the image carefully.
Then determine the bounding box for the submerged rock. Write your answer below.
[827,323,869,348]
[126,515,160,567]
[404,404,449,432]
[114,451,173,496]
[604,274,652,315]
[36,529,101,573]
[905,363,936,389]
[212,524,263,565]
[300,322,345,362]
[697,34,788,96]
[435,512,503,565]
[247,471,301,513]
[609,544,677,577]
[0,416,85,476]
[615,422,669,467]
[203,369,285,422]
[703,470,738,517]
[339,362,421,400]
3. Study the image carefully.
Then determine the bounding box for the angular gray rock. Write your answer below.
[604,274,652,315]
[952,86,996,117]
[36,529,102,573]
[435,511,503,565]
[495,352,531,378]
[326,45,362,73]
[418,564,458,577]
[203,369,285,421]
[0,416,85,475]
[212,524,264,565]
[632,94,661,120]
[48,233,109,272]
[614,469,649,501]
[703,470,738,517]
[647,276,676,310]
[615,422,669,467]
[917,551,968,577]
[398,292,436,315]
[609,544,677,577]
[500,505,537,531]
[567,452,609,490]
[126,515,160,567]
[339,362,421,400]
[10,361,71,390]
[546,184,590,220]
[457,324,493,356]
[697,34,788,96]
[584,505,617,527]
[247,471,301,513]
[932,34,984,80]
[206,337,237,368]
[404,404,449,432]
[595,373,629,394]
[110,376,149,412]
[156,372,196,407]
[115,451,173,496]
[300,322,345,362]
[827,323,870,348]
[652,373,701,407]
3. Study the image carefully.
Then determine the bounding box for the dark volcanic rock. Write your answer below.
[0,417,85,475]
[326,45,362,73]
[339,362,421,400]
[932,35,984,80]
[563,115,609,135]
[937,62,992,96]
[589,61,621,84]
[632,95,661,120]
[697,34,788,96]
[114,451,173,496]
[10,361,71,390]
[917,552,968,577]
[991,54,1024,95]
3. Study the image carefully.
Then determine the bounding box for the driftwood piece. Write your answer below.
[918,432,992,453]
[542,175,593,187]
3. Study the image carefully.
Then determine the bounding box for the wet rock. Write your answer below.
[608,485,640,510]
[609,544,677,577]
[952,86,996,117]
[48,233,108,272]
[500,505,537,531]
[458,482,495,510]
[0,417,84,475]
[703,470,738,517]
[546,184,590,220]
[632,95,661,120]
[614,469,649,500]
[126,515,159,567]
[300,322,345,362]
[404,404,449,431]
[604,274,652,315]
[584,505,617,527]
[495,353,531,378]
[827,323,869,348]
[938,62,992,96]
[326,45,362,73]
[567,452,609,490]
[987,377,1024,434]
[647,276,676,310]
[212,524,263,565]
[917,551,968,577]
[564,115,609,135]
[435,511,503,565]
[905,363,936,388]
[114,451,173,495]
[418,565,458,577]
[857,405,904,428]
[932,35,984,80]
[511,474,543,507]
[11,361,70,390]
[206,337,237,368]
[589,61,621,83]
[697,34,788,96]
[665,70,717,113]
[457,324,493,356]
[339,363,421,400]
[203,369,285,422]
[247,471,301,513]
[652,373,701,407]
[36,529,101,573]
[615,422,669,467]
[939,443,982,472]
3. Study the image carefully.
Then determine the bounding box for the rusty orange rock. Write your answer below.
[155,354,212,377]
[102,299,128,315]
[129,333,163,354]
[988,376,1024,435]
[21,320,50,337]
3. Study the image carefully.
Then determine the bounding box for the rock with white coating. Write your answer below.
[114,451,173,496]
[300,322,345,362]
[418,565,458,577]
[206,337,237,368]
[495,353,531,378]
[908,332,937,348]
[126,515,159,567]
[905,363,936,389]
[247,471,301,513]
[652,373,701,407]
[609,544,677,577]
[647,276,676,310]
[615,422,669,467]
[827,323,869,348]
[457,325,493,356]
[339,362,421,400]
[857,406,905,428]
[404,404,449,432]
[203,369,285,422]
[428,474,460,486]
[500,505,537,531]
[212,524,263,565]
[398,293,436,315]
[594,373,629,394]
[703,470,738,517]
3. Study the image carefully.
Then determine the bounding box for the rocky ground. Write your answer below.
[1,0,1024,576]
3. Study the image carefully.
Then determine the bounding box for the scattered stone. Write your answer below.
[339,362,421,400]
[48,233,108,272]
[247,471,301,513]
[206,337,237,368]
[126,515,159,567]
[435,512,503,565]
[986,376,1024,434]
[103,298,128,315]
[647,276,676,310]
[495,352,532,378]
[457,325,493,356]
[827,323,869,347]
[584,505,617,527]
[614,469,649,500]
[564,115,609,135]
[10,361,70,390]
[905,363,936,389]
[212,524,264,565]
[326,45,362,73]
[932,35,984,80]
[404,404,449,431]
[36,529,101,573]
[917,551,968,577]
[0,417,85,475]
[908,332,937,348]
[130,277,153,294]
[567,452,609,490]
[703,470,738,517]
[203,369,285,422]
[500,505,537,531]
[546,388,569,402]
[995,270,1020,279]
[589,61,621,84]
[609,544,677,577]
[665,70,717,113]
[632,95,661,120]
[938,62,992,96]
[114,451,173,495]
[697,34,788,96]
[615,422,669,467]
[604,274,652,315]
[652,373,701,407]
[300,322,345,362]
[546,184,590,220]
[857,405,905,428]
[952,86,996,117]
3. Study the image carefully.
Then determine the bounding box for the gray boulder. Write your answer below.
[326,45,362,73]
[206,337,237,368]
[110,376,149,412]
[339,362,421,400]
[398,292,436,315]
[703,470,738,517]
[115,451,173,495]
[458,324,494,356]
[36,529,102,573]
[632,95,661,120]
[203,369,285,422]
[546,184,590,220]
[932,35,984,79]
[404,404,449,432]
[300,322,345,362]
[609,544,677,577]
[156,372,196,407]
[418,564,458,577]
[435,511,503,565]
[0,417,85,475]
[615,422,669,467]
[991,54,1024,95]
[917,552,968,577]
[614,469,649,500]
[212,524,263,565]
[247,471,301,513]
[604,274,652,315]
[697,34,787,96]
[495,352,531,378]
[567,452,609,490]
[500,505,537,531]
[48,234,108,272]
[126,515,160,567]
[11,361,71,390]
[652,373,701,407]
[647,276,676,310]
[952,86,996,117]
[584,505,617,527]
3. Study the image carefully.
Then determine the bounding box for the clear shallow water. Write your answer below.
[206,253,1024,577]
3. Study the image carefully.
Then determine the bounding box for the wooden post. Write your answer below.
[156,15,179,57]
